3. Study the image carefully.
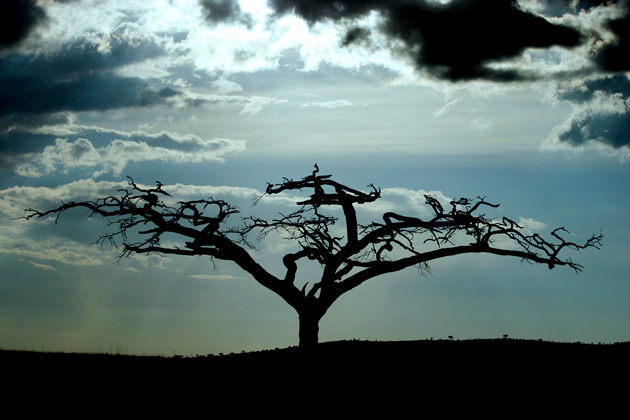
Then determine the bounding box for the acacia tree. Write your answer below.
[22,166,602,348]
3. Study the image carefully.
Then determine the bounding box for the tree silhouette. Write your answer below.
[22,166,602,348]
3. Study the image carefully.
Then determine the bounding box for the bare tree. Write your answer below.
[21,166,602,348]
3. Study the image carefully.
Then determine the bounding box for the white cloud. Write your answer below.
[433,98,463,117]
[0,177,305,271]
[300,99,354,109]
[0,225,106,266]
[542,75,630,161]
[239,96,287,115]
[127,253,171,270]
[0,178,302,222]
[0,178,127,218]
[30,0,411,79]
[176,89,287,115]
[166,183,261,200]
[14,136,246,178]
[358,187,453,220]
[517,217,547,235]
[27,261,56,271]
[212,78,243,93]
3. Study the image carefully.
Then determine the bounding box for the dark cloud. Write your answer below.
[0,0,47,49]
[383,0,582,82]
[0,34,178,118]
[532,0,630,73]
[533,0,613,17]
[23,35,164,75]
[0,112,74,155]
[593,4,630,72]
[557,111,630,149]
[554,75,630,149]
[270,0,383,22]
[0,71,178,116]
[199,0,253,27]
[557,74,630,104]
[269,0,583,82]
[0,129,51,171]
[341,26,371,47]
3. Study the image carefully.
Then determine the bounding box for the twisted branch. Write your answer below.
[21,167,603,317]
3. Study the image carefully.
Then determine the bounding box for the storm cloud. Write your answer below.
[0,32,175,118]
[0,0,47,49]
[536,0,630,73]
[592,3,630,72]
[199,0,254,27]
[550,74,630,150]
[267,0,630,153]
[269,0,584,81]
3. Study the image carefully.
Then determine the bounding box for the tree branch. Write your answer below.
[22,168,602,327]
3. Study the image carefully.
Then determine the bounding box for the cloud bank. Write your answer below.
[269,0,584,82]
[2,0,629,165]
[14,135,245,178]
[0,29,173,118]
[545,74,630,157]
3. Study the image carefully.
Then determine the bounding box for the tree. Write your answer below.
[22,165,602,348]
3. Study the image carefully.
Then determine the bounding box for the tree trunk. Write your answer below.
[298,312,321,349]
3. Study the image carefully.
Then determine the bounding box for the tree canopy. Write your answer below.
[22,165,602,348]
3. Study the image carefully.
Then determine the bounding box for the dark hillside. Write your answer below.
[3,339,627,412]
[3,338,628,373]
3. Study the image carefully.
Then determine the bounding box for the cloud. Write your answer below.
[13,135,246,178]
[199,0,254,27]
[0,178,300,268]
[0,178,291,222]
[471,119,492,136]
[1,121,249,172]
[0,90,282,168]
[181,91,287,115]
[0,28,174,118]
[269,0,584,82]
[0,224,106,266]
[546,74,630,154]
[340,26,371,47]
[300,99,353,108]
[0,178,548,271]
[165,183,261,200]
[522,0,614,18]
[433,98,463,117]
[1,238,105,266]
[517,216,547,234]
[239,96,287,115]
[0,178,127,218]
[533,0,630,157]
[529,0,630,73]
[485,215,548,250]
[0,0,48,49]
[27,261,56,271]
[591,2,630,72]
[358,187,454,220]
[211,78,244,93]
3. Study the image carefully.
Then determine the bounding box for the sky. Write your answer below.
[0,0,628,356]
